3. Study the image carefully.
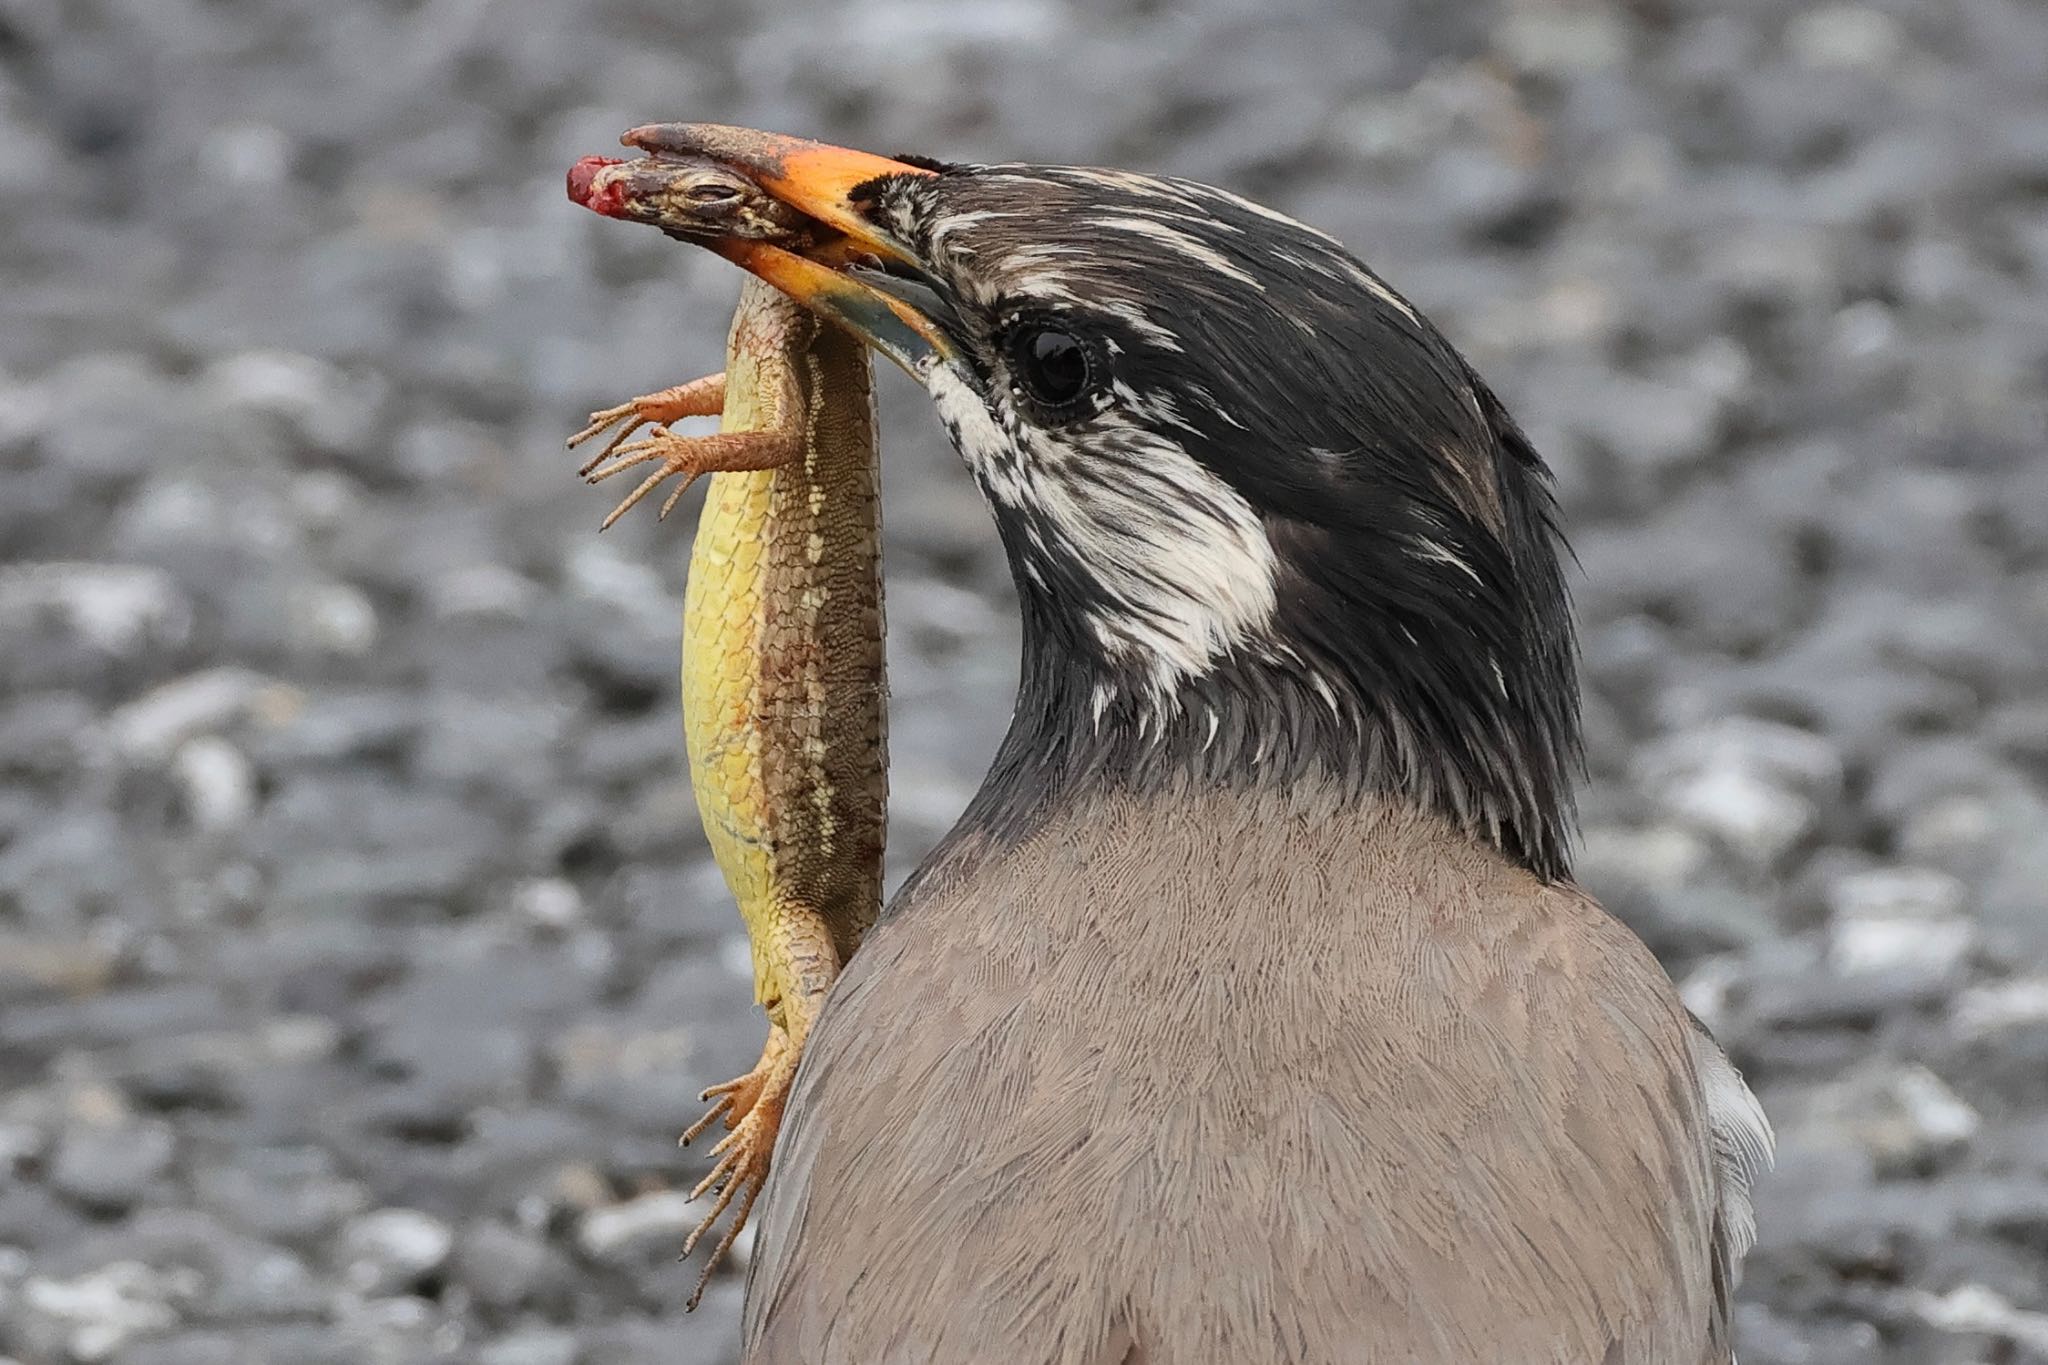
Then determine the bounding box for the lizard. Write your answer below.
[564,151,886,1306]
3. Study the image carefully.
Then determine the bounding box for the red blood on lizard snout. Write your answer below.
[568,156,628,217]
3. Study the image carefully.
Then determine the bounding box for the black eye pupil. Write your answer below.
[1013,326,1091,409]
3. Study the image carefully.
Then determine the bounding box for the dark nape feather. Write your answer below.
[888,152,957,173]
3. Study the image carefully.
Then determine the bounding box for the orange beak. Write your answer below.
[611,123,956,373]
[708,236,958,374]
[621,123,933,268]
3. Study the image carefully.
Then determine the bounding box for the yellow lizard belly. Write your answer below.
[682,462,783,920]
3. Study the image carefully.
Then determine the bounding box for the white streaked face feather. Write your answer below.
[925,365,1280,708]
[1085,215,1264,289]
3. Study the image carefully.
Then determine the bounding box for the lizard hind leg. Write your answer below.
[677,912,844,1308]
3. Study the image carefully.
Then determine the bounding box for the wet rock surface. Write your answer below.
[3,0,2044,1360]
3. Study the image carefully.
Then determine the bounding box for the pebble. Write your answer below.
[0,563,192,658]
[288,580,380,657]
[513,877,586,931]
[1578,824,1712,893]
[1796,1063,1982,1171]
[450,1220,565,1311]
[1952,978,2048,1040]
[0,934,119,1000]
[199,349,384,455]
[1902,1284,2048,1355]
[337,1209,455,1296]
[171,736,258,832]
[105,668,281,765]
[1826,867,1975,978]
[1787,6,1905,71]
[478,1329,581,1365]
[190,1150,367,1244]
[0,1121,46,1173]
[575,1191,698,1261]
[1494,6,1628,73]
[1635,718,1845,869]
[48,1120,176,1213]
[199,1245,325,1322]
[16,1262,185,1363]
[430,563,542,622]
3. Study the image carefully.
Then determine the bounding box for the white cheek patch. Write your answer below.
[925,367,1280,708]
[926,366,1028,500]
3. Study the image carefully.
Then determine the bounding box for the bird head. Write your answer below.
[607,125,1582,879]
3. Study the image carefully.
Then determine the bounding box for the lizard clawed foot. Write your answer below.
[582,426,710,527]
[681,1028,788,1148]
[679,1035,797,1311]
[582,427,802,530]
[566,373,727,473]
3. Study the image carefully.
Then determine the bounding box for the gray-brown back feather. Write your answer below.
[742,785,1731,1364]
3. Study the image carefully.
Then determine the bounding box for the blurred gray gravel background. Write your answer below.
[3,0,2046,1361]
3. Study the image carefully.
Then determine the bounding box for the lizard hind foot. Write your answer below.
[679,1084,786,1310]
[679,1028,787,1148]
[678,1031,795,1310]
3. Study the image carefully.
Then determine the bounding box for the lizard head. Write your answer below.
[577,124,1581,878]
[568,151,816,244]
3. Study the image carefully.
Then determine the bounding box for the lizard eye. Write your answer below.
[1000,319,1100,421]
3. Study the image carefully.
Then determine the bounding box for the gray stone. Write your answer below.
[198,349,385,456]
[104,669,280,765]
[0,563,192,659]
[1635,718,1845,869]
[171,736,258,832]
[1786,5,1905,70]
[1790,1063,1982,1173]
[49,1120,177,1213]
[478,1329,581,1365]
[190,1152,368,1245]
[1952,978,2048,1040]
[575,1191,697,1263]
[1825,867,1975,978]
[0,691,94,779]
[449,1220,567,1312]
[1901,1285,2048,1356]
[15,1261,186,1363]
[337,1209,455,1296]
[196,1244,325,1322]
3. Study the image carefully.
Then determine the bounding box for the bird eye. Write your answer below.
[1001,322,1097,418]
